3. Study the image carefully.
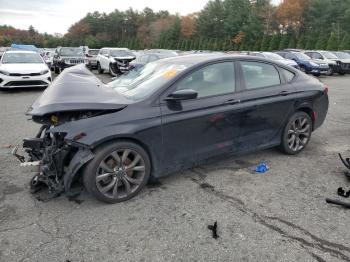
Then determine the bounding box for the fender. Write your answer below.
[63,147,94,193]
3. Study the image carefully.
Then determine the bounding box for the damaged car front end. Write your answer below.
[14,64,130,197]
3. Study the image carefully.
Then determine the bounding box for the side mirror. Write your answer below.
[165,89,198,101]
[105,54,109,58]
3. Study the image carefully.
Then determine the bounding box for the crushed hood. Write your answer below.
[28,64,130,116]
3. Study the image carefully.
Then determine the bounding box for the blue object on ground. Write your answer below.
[255,162,269,173]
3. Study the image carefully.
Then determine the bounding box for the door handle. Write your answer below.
[278,91,290,96]
[224,99,241,105]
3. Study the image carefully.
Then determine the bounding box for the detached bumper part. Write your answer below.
[339,153,350,170]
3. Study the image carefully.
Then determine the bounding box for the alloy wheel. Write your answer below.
[287,116,311,152]
[95,149,146,200]
[109,64,118,76]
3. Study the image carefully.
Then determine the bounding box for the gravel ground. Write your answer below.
[0,71,350,262]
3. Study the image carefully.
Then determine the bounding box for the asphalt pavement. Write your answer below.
[0,71,350,262]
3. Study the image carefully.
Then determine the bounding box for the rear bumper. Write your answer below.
[313,92,329,130]
[308,67,329,75]
[0,72,52,88]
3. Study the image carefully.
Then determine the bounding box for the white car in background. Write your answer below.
[97,48,136,76]
[0,51,52,89]
[250,52,299,69]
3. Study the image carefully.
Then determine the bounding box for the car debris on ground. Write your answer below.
[325,153,350,209]
[207,221,219,239]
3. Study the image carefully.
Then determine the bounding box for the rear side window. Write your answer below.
[240,61,281,90]
[280,68,295,82]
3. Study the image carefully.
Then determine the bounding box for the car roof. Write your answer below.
[156,54,290,67]
[102,48,129,50]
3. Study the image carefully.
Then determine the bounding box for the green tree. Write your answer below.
[278,33,290,50]
[260,34,270,51]
[315,33,328,50]
[269,34,281,51]
[288,36,296,48]
[327,32,339,50]
[339,34,350,50]
[296,35,307,49]
[196,0,226,39]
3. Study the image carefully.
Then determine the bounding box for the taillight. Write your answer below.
[324,84,329,93]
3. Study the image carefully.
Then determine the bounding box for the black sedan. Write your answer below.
[19,55,329,203]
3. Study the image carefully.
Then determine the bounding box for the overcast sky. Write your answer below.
[0,0,282,35]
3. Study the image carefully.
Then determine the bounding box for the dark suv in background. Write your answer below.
[53,47,86,74]
[275,50,329,76]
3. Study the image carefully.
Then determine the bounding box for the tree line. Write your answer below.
[1,0,350,51]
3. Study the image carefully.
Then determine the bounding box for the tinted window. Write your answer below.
[110,50,133,57]
[175,62,235,98]
[2,52,43,64]
[241,61,280,89]
[285,53,296,60]
[88,49,99,55]
[311,52,323,60]
[280,68,295,82]
[59,48,83,56]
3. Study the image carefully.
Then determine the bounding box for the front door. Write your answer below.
[159,61,243,172]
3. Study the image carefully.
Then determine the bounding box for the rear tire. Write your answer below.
[279,112,312,155]
[83,141,151,203]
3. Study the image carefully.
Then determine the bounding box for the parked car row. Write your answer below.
[1,45,350,90]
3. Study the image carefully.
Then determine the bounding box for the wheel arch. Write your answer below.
[296,106,315,130]
[90,136,157,177]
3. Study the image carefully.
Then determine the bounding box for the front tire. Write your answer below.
[279,112,312,155]
[97,62,104,74]
[83,141,151,203]
[327,67,334,76]
[109,63,119,77]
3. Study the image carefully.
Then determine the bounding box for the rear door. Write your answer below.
[235,60,298,152]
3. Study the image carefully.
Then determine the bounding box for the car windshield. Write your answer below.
[294,52,311,60]
[322,51,338,59]
[334,52,350,59]
[264,53,284,60]
[2,52,43,64]
[59,48,84,56]
[110,50,134,57]
[88,50,99,55]
[108,61,191,101]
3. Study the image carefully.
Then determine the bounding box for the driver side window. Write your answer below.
[174,62,235,98]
